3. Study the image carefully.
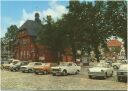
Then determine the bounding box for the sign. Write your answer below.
[39,56,45,60]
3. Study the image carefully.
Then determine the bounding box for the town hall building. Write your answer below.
[13,13,73,62]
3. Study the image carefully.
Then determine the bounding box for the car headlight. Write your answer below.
[59,68,61,71]
[117,72,121,75]
[101,70,104,73]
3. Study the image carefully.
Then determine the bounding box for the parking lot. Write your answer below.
[1,67,127,91]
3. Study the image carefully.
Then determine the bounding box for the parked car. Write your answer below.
[2,60,19,70]
[20,62,43,73]
[51,62,81,76]
[34,63,58,75]
[88,62,113,79]
[117,64,128,82]
[112,59,127,69]
[1,61,9,70]
[10,61,29,71]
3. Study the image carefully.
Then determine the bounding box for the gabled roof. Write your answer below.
[20,20,42,36]
[107,39,122,47]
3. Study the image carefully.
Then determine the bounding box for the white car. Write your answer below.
[20,62,43,73]
[117,64,128,82]
[51,62,81,76]
[88,62,113,79]
[3,60,20,70]
[112,59,127,69]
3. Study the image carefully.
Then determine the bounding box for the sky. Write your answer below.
[0,0,123,42]
[1,0,70,38]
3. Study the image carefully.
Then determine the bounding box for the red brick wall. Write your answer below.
[14,30,73,62]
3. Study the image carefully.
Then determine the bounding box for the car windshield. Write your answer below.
[12,61,19,65]
[35,62,42,65]
[59,62,68,66]
[41,63,45,66]
[118,60,127,64]
[119,65,128,70]
[15,62,21,65]
[28,62,35,66]
[96,63,108,68]
[22,62,29,66]
[45,63,50,66]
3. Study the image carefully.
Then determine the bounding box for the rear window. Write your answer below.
[51,63,58,67]
[35,63,42,65]
[22,62,29,65]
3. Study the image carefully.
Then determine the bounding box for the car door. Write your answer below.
[67,63,74,74]
[106,64,113,76]
[72,63,77,74]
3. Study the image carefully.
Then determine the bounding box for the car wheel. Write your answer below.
[75,70,80,75]
[10,69,13,71]
[15,68,19,71]
[104,72,107,79]
[113,65,119,69]
[14,69,17,72]
[35,72,39,75]
[28,69,32,73]
[22,71,25,73]
[117,76,121,82]
[88,75,92,79]
[43,70,47,75]
[110,71,113,77]
[62,70,67,76]
[13,68,17,72]
[52,73,56,76]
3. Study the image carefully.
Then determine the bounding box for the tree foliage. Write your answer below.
[4,25,19,52]
[37,1,127,62]
[105,1,127,58]
[2,1,126,62]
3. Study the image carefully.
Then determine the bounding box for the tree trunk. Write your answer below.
[72,45,77,62]
[58,51,62,62]
[53,51,58,63]
[94,45,100,62]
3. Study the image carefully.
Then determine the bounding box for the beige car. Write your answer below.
[20,62,43,73]
[3,60,20,70]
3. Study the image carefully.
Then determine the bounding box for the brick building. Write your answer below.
[106,39,123,59]
[14,13,73,62]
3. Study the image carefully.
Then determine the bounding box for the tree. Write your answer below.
[1,25,19,59]
[106,1,127,58]
[61,0,84,61]
[37,15,69,62]
[5,25,19,53]
[37,0,127,62]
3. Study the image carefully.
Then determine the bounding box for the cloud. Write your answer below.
[19,1,68,26]
[1,1,68,37]
[42,1,68,19]
[1,16,18,37]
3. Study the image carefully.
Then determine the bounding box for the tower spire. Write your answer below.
[35,12,41,23]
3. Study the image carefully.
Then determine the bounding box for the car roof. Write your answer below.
[60,62,73,63]
[31,62,42,63]
[12,59,20,62]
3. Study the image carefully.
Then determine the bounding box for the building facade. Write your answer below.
[14,13,73,62]
[106,39,123,59]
